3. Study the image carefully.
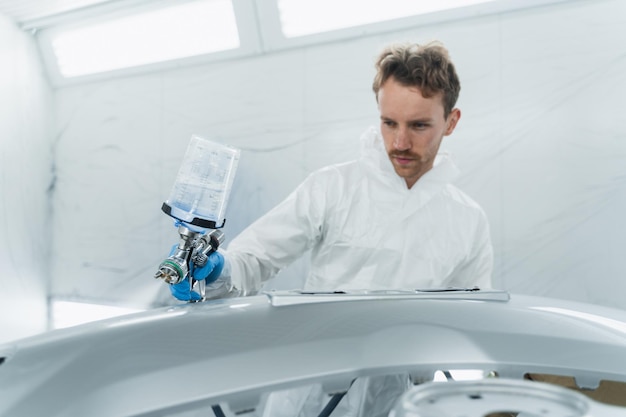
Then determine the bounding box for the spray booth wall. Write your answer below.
[0,13,53,342]
[2,0,624,323]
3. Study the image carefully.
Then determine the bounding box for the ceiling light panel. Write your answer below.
[51,0,240,78]
[277,0,496,38]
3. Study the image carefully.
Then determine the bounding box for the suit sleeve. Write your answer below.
[222,172,327,295]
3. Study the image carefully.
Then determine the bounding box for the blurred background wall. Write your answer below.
[0,13,53,341]
[1,0,626,341]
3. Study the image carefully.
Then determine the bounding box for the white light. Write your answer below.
[52,300,144,329]
[278,0,497,38]
[532,306,626,334]
[434,369,486,382]
[229,303,251,309]
[52,0,239,77]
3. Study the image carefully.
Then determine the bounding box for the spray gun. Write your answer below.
[153,134,240,302]
[154,225,225,300]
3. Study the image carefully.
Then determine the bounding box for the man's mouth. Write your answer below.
[391,154,415,165]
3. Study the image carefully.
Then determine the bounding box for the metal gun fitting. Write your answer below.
[154,226,224,286]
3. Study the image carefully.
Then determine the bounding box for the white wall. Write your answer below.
[50,0,626,310]
[0,14,53,342]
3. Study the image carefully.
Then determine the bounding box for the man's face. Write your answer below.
[378,76,460,189]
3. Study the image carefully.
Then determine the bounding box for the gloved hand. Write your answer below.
[169,251,225,301]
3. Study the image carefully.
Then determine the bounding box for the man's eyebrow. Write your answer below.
[408,118,433,124]
[380,115,433,123]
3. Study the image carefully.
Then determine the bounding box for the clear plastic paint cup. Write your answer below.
[162,134,240,229]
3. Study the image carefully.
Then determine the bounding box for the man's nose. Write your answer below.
[394,128,411,151]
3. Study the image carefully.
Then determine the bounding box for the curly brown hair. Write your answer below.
[372,41,461,118]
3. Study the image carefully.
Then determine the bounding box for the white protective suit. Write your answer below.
[224,126,493,295]
[219,126,493,417]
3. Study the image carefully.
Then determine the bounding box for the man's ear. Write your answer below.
[444,108,461,136]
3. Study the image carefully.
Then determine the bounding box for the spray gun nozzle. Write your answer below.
[155,258,188,284]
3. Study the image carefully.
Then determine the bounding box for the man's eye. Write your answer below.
[412,123,428,129]
[383,120,396,127]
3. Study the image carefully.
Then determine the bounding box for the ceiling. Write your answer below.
[0,0,169,28]
[0,0,110,23]
[0,0,581,87]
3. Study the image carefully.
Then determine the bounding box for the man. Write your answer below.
[170,40,493,302]
[167,41,493,416]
